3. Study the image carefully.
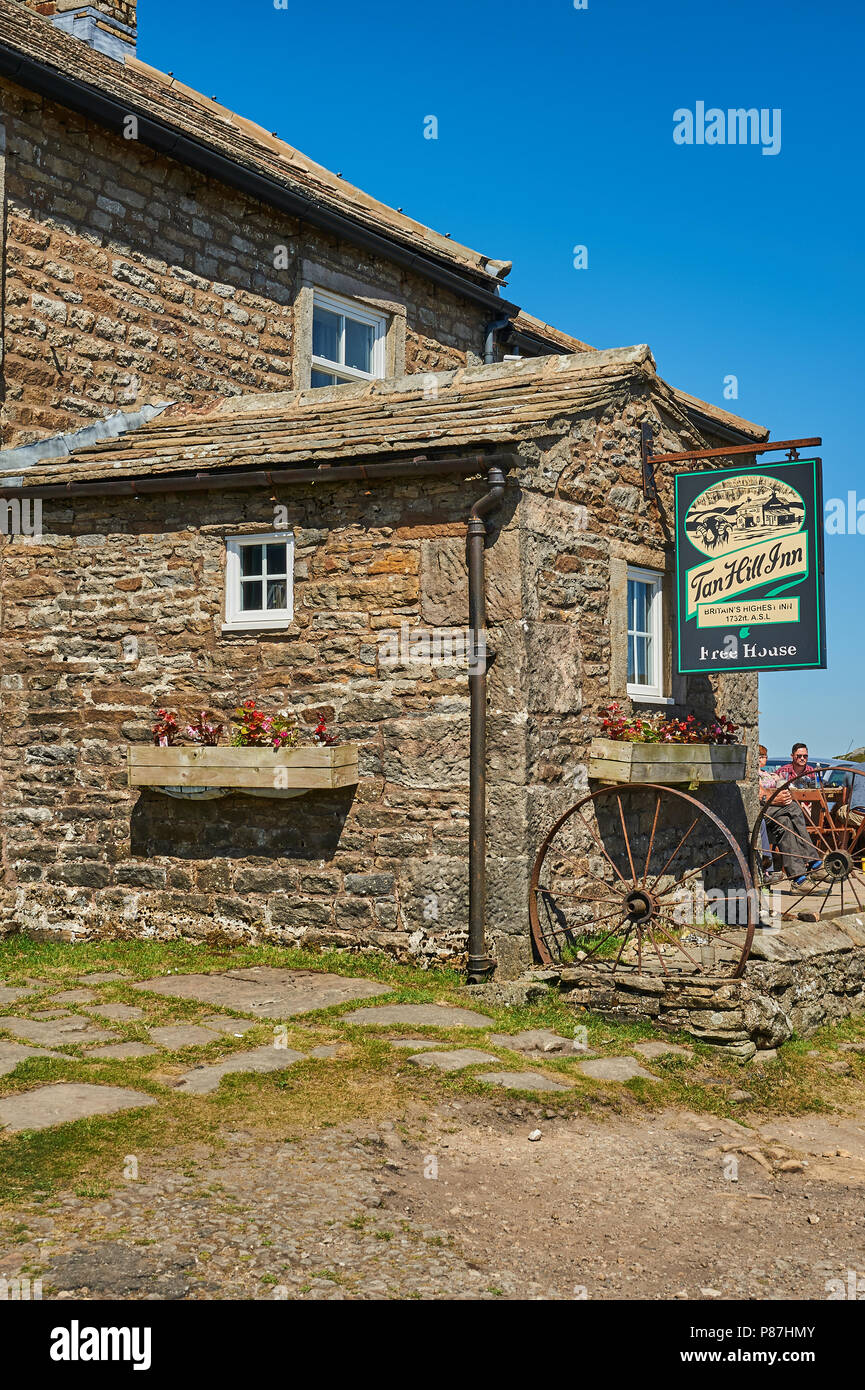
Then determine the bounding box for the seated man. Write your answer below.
[776,741,818,785]
[764,741,824,886]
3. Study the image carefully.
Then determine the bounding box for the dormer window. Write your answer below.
[310,289,387,387]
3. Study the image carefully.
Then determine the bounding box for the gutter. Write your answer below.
[0,43,519,319]
[0,449,519,499]
[679,403,770,447]
[509,326,572,358]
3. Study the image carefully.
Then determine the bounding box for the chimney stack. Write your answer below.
[18,2,137,61]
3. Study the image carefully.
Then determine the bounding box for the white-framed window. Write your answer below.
[224,532,294,631]
[310,288,387,387]
[626,566,664,700]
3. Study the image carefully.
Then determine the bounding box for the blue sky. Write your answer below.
[139,0,863,757]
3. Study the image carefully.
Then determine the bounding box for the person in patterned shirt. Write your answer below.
[764,742,824,885]
[776,742,818,784]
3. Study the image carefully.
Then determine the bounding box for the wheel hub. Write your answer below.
[824,849,854,880]
[623,887,660,923]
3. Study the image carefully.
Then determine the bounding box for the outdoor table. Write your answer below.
[790,786,845,839]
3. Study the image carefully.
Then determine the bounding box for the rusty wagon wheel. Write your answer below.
[530,783,756,977]
[749,764,865,923]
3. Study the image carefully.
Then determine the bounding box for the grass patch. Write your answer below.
[1,934,864,1213]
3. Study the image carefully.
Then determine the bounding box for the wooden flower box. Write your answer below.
[588,738,748,787]
[128,744,359,798]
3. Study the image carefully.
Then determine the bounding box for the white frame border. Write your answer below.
[626,564,665,701]
[311,287,387,384]
[223,531,295,632]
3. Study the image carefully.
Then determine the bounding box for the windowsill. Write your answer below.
[222,620,293,634]
[627,690,675,705]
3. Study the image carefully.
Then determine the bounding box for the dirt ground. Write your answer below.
[2,940,864,1302]
[3,1097,864,1301]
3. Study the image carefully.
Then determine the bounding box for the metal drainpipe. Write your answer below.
[484,315,512,365]
[466,464,506,983]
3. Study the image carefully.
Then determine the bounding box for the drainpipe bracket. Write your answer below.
[466,954,497,984]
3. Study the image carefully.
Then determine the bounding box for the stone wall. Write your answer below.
[0,78,488,447]
[0,388,760,971]
[553,917,865,1058]
[0,471,472,958]
[486,392,759,975]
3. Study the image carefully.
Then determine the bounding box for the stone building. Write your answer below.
[0,0,767,974]
[0,0,581,448]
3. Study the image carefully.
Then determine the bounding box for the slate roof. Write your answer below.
[0,0,510,292]
[0,348,768,490]
[510,312,594,354]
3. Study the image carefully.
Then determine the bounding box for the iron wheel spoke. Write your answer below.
[535,885,622,909]
[814,878,835,918]
[643,793,662,886]
[847,873,865,913]
[535,898,629,932]
[616,792,638,883]
[646,816,700,894]
[575,921,632,961]
[651,918,702,969]
[642,923,671,976]
[656,848,733,898]
[779,878,820,917]
[764,815,830,868]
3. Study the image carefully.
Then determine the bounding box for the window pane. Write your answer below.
[344,316,375,373]
[240,545,263,577]
[632,633,650,686]
[312,306,340,364]
[311,369,337,388]
[629,579,648,634]
[628,634,637,685]
[241,579,263,611]
[267,579,287,611]
[265,543,287,576]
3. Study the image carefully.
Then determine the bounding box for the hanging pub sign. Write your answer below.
[674,458,827,674]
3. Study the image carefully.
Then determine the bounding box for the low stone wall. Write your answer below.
[548,917,865,1059]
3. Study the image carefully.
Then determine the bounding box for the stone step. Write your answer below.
[0,1039,65,1076]
[0,1016,119,1047]
[578,1056,660,1082]
[0,986,36,1006]
[487,1029,578,1055]
[408,1049,500,1072]
[342,1004,493,1028]
[0,1083,158,1133]
[86,1042,159,1060]
[148,1025,224,1049]
[174,1046,308,1095]
[476,1072,571,1093]
[131,968,392,1019]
